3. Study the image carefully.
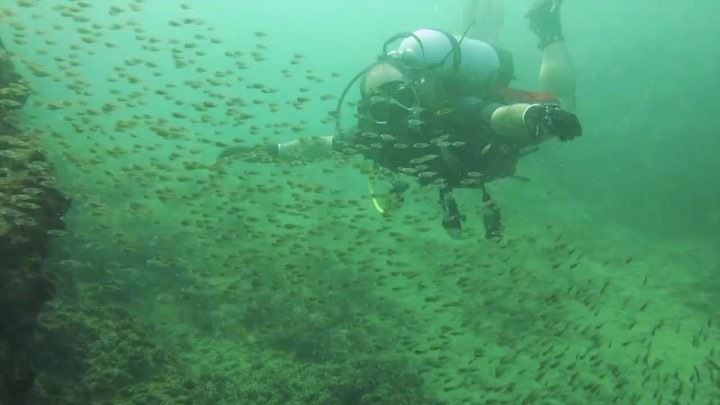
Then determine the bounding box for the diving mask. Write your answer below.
[362,81,421,127]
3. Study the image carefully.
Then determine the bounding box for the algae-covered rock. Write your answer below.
[30,302,200,405]
[0,34,71,405]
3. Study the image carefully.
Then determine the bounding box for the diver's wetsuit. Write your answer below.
[329,21,579,239]
[332,88,523,239]
[218,20,579,240]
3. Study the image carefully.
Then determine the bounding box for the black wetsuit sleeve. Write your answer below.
[453,97,503,131]
[263,143,279,157]
[448,97,507,148]
[331,130,359,154]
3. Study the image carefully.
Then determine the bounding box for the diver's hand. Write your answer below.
[526,104,581,142]
[216,144,279,165]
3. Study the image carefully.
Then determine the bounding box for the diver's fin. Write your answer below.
[526,0,564,49]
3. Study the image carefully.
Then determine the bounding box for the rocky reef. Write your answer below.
[0,37,70,404]
[0,33,435,404]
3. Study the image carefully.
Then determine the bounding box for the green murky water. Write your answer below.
[2,0,719,403]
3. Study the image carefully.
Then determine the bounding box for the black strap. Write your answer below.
[436,30,462,74]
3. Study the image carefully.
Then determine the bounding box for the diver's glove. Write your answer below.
[216,143,279,165]
[524,104,581,142]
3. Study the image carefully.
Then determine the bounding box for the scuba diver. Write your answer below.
[217,0,581,240]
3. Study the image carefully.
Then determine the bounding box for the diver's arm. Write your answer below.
[489,103,580,146]
[216,135,335,165]
[456,97,579,147]
[276,135,334,160]
[216,143,277,163]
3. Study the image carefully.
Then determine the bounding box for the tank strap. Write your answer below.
[435,30,462,74]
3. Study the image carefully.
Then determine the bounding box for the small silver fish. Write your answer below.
[0,99,22,109]
[436,107,455,117]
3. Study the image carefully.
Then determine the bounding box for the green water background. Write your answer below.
[2,0,719,403]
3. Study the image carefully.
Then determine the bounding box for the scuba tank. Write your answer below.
[334,25,504,137]
[394,28,502,96]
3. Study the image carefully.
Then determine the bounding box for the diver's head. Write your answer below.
[358,62,416,128]
[357,61,448,131]
[360,62,408,98]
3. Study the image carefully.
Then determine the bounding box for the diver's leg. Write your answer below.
[540,42,576,111]
[439,187,464,239]
[527,0,576,111]
[460,0,504,43]
[481,185,502,241]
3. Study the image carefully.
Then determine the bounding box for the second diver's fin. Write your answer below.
[525,0,564,49]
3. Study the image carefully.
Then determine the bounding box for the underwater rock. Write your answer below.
[0,35,70,405]
[29,302,200,404]
[0,40,28,107]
